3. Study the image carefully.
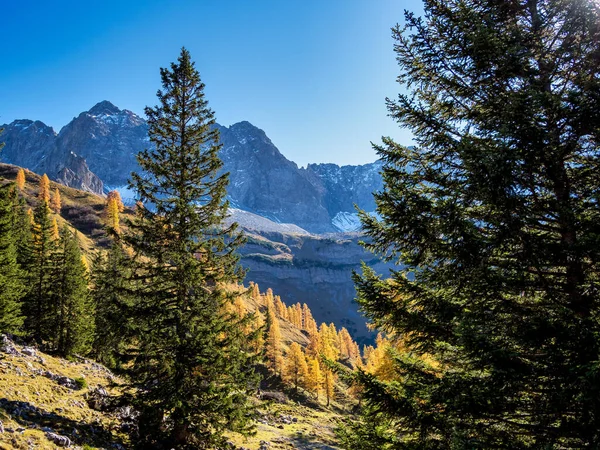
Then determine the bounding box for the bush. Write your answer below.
[74,377,87,390]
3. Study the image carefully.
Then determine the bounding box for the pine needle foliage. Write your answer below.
[25,200,56,344]
[126,48,258,449]
[51,226,93,357]
[91,239,135,369]
[0,184,25,333]
[352,0,600,448]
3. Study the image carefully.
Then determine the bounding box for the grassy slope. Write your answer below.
[0,337,128,449]
[0,164,351,449]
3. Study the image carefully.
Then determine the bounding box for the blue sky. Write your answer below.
[1,0,424,166]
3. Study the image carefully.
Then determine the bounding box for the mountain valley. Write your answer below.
[0,106,388,343]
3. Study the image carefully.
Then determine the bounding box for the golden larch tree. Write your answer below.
[307,328,321,358]
[39,174,50,203]
[284,342,309,393]
[249,312,265,355]
[16,168,25,191]
[51,217,60,241]
[250,282,260,302]
[234,296,246,318]
[50,188,61,213]
[306,357,322,399]
[264,288,274,310]
[294,303,303,328]
[319,323,340,406]
[105,196,121,232]
[274,295,286,318]
[265,307,283,375]
[302,303,316,333]
[106,190,124,212]
[338,327,360,363]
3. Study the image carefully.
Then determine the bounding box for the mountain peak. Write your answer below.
[88,100,120,116]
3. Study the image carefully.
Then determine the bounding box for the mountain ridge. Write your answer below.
[1,100,383,233]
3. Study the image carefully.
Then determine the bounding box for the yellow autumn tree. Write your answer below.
[250,312,265,355]
[264,287,274,310]
[274,295,286,318]
[307,326,321,358]
[338,327,360,364]
[250,282,261,302]
[234,296,246,318]
[39,174,50,203]
[294,303,303,328]
[51,217,60,240]
[365,333,397,381]
[319,323,339,406]
[16,168,25,191]
[327,323,341,359]
[106,190,124,212]
[265,307,283,376]
[105,196,121,232]
[284,342,309,393]
[306,356,322,399]
[302,303,317,334]
[50,188,61,213]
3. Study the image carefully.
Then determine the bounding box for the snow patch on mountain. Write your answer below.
[332,212,363,232]
[226,208,310,235]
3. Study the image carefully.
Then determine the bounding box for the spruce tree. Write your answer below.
[92,239,135,368]
[51,226,93,356]
[0,184,25,334]
[126,48,258,449]
[13,195,34,279]
[352,0,600,447]
[25,198,56,344]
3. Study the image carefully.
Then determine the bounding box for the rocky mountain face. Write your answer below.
[216,122,333,233]
[225,209,388,343]
[239,228,387,345]
[0,120,103,194]
[55,100,147,187]
[1,101,382,233]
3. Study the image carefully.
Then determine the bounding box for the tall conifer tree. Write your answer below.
[126,48,258,449]
[25,198,55,344]
[92,239,135,368]
[51,226,93,356]
[351,0,600,447]
[0,184,25,333]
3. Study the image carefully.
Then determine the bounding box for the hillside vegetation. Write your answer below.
[0,163,394,448]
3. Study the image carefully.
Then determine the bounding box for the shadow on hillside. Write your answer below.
[289,430,340,449]
[0,398,125,447]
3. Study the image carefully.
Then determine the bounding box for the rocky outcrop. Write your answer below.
[0,120,104,194]
[306,161,384,228]
[239,230,390,345]
[55,151,104,194]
